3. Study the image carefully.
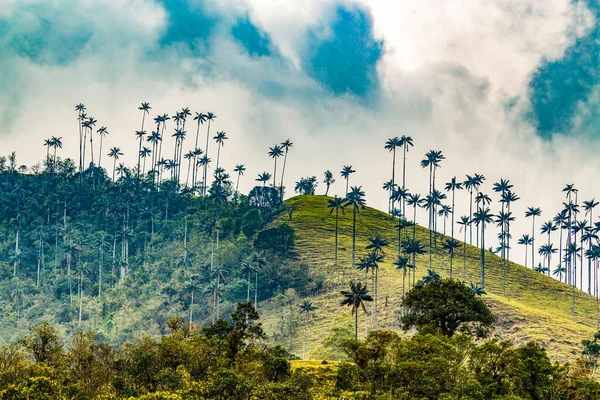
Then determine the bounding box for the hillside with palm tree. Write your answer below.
[260,195,600,363]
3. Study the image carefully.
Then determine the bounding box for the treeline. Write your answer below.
[0,154,320,346]
[2,291,600,399]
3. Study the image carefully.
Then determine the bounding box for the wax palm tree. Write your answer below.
[438,205,452,236]
[495,211,514,291]
[184,150,195,186]
[249,252,267,305]
[463,174,485,245]
[406,193,423,238]
[399,135,414,214]
[50,136,63,168]
[468,283,486,296]
[385,137,402,209]
[323,170,335,196]
[346,186,366,271]
[340,281,373,339]
[366,236,387,327]
[553,264,567,282]
[298,300,318,359]
[192,112,207,183]
[457,216,470,281]
[518,234,533,267]
[445,177,463,240]
[199,155,211,190]
[133,130,146,177]
[203,112,217,194]
[96,126,109,170]
[501,190,520,261]
[422,269,441,284]
[108,147,123,182]
[280,139,293,197]
[582,229,599,294]
[554,211,568,280]
[256,172,271,187]
[525,207,542,272]
[402,238,426,286]
[240,259,258,302]
[140,146,151,176]
[538,244,557,277]
[442,238,460,278]
[268,144,284,188]
[233,164,246,197]
[382,180,395,213]
[213,131,228,169]
[75,103,86,172]
[473,207,494,288]
[328,196,346,267]
[184,276,201,325]
[585,245,600,325]
[86,117,97,167]
[493,178,513,262]
[394,255,410,298]
[341,166,356,197]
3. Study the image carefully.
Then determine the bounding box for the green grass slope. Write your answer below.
[261,195,598,363]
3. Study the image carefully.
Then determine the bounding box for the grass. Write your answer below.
[260,195,599,363]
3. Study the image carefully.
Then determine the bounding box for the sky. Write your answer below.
[2,0,600,277]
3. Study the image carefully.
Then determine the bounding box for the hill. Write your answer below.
[260,195,598,363]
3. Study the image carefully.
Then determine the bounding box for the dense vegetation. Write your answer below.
[0,153,321,346]
[2,285,600,399]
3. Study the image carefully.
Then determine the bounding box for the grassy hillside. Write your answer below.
[261,195,598,363]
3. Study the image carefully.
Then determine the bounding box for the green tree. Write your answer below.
[298,300,318,359]
[340,281,373,339]
[328,196,346,267]
[346,186,366,271]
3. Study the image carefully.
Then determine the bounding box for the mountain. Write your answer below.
[260,195,597,363]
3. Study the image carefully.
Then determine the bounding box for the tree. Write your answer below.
[346,186,366,271]
[394,255,410,298]
[401,279,494,338]
[340,281,373,339]
[518,234,533,267]
[203,112,217,195]
[298,300,318,359]
[233,164,246,198]
[213,131,228,169]
[457,216,470,281]
[184,276,201,325]
[473,207,494,288]
[399,135,414,214]
[108,147,123,182]
[340,166,356,197]
[328,196,346,267]
[294,176,317,195]
[323,170,335,195]
[442,238,460,278]
[385,137,402,210]
[444,177,463,240]
[75,103,86,173]
[463,174,485,245]
[256,172,272,187]
[401,238,426,286]
[279,139,293,198]
[96,126,109,171]
[525,207,542,273]
[406,193,423,239]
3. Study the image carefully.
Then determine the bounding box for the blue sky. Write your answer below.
[2,0,600,262]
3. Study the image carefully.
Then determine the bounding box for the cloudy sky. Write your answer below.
[2,0,600,272]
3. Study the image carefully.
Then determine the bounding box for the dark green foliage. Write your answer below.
[401,279,495,338]
[254,223,295,258]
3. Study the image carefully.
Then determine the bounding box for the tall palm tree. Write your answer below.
[421,150,445,264]
[582,229,598,294]
[96,127,109,170]
[86,117,97,167]
[213,131,228,169]
[268,144,284,188]
[135,130,147,177]
[394,255,411,298]
[279,139,293,197]
[385,137,402,210]
[323,170,335,196]
[495,210,514,291]
[233,164,246,197]
[493,178,513,262]
[501,190,520,261]
[445,177,463,240]
[240,259,258,302]
[203,112,217,195]
[346,186,366,271]
[438,205,452,236]
[108,147,123,182]
[366,235,388,328]
[518,234,533,267]
[406,193,423,239]
[399,135,414,214]
[382,180,395,213]
[298,300,318,359]
[184,150,195,186]
[525,207,542,272]
[249,252,267,306]
[457,216,470,281]
[140,147,151,176]
[328,197,346,267]
[184,276,200,325]
[256,172,271,187]
[75,103,86,173]
[401,238,426,287]
[340,281,373,339]
[340,166,356,197]
[473,207,494,288]
[442,238,460,278]
[463,174,485,245]
[538,244,557,278]
[192,112,207,184]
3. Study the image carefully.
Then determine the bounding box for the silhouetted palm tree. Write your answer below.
[406,193,423,239]
[525,207,542,272]
[442,238,460,278]
[394,255,410,298]
[385,137,402,210]
[346,186,366,271]
[203,112,217,195]
[280,139,293,197]
[458,216,470,281]
[268,144,284,188]
[140,147,151,175]
[402,238,426,286]
[233,164,246,197]
[75,103,86,172]
[298,300,317,359]
[256,172,271,188]
[538,244,557,278]
[213,131,228,169]
[341,166,356,197]
[518,234,533,267]
[399,135,414,214]
[473,207,494,288]
[445,177,463,240]
[340,281,372,339]
[328,197,346,267]
[108,147,123,182]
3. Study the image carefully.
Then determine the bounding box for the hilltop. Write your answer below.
[260,195,598,363]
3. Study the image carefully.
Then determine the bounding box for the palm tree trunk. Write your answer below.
[189,291,194,325]
[78,272,83,327]
[402,144,407,215]
[335,209,339,267]
[352,206,357,271]
[531,217,536,272]
[272,158,277,188]
[280,149,289,193]
[247,274,251,302]
[204,120,212,195]
[254,272,259,307]
[480,224,485,288]
[302,314,308,359]
[354,310,358,339]
[236,173,241,198]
